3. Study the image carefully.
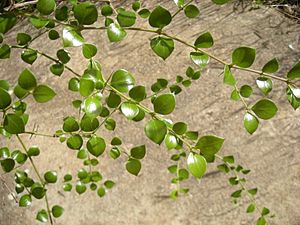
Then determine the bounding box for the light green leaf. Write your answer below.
[187,153,207,179]
[111,69,135,93]
[63,27,85,48]
[126,159,141,176]
[87,136,106,157]
[252,99,278,120]
[107,23,127,42]
[67,135,83,150]
[144,119,167,145]
[117,10,137,27]
[150,36,174,60]
[244,113,259,134]
[232,47,256,68]
[76,182,86,194]
[287,60,300,79]
[153,93,176,115]
[0,44,11,59]
[52,205,64,218]
[84,95,102,118]
[223,65,236,86]
[101,5,113,16]
[148,6,172,28]
[240,85,253,98]
[190,52,210,68]
[246,203,256,213]
[33,85,56,103]
[129,85,146,102]
[18,68,37,91]
[97,187,106,197]
[21,49,37,65]
[211,0,230,4]
[173,0,184,7]
[196,135,224,155]
[44,171,57,183]
[19,194,32,207]
[82,44,97,59]
[36,209,48,222]
[17,33,31,45]
[165,133,178,150]
[74,2,98,25]
[172,122,187,135]
[0,88,11,109]
[63,116,79,132]
[37,0,56,15]
[256,77,272,95]
[120,102,139,119]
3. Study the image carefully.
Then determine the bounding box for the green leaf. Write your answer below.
[184,5,200,18]
[132,1,141,11]
[63,27,85,48]
[67,135,83,150]
[196,135,224,155]
[31,183,46,199]
[64,174,72,181]
[87,136,106,157]
[82,44,97,59]
[187,153,207,179]
[179,168,189,180]
[111,137,122,146]
[173,0,184,7]
[230,89,240,101]
[50,63,64,76]
[79,74,95,97]
[194,32,213,48]
[117,10,137,27]
[21,49,37,65]
[68,78,80,92]
[106,92,121,108]
[97,187,106,197]
[153,93,176,115]
[12,150,27,164]
[76,182,86,194]
[63,116,79,132]
[33,85,56,103]
[287,60,300,79]
[80,115,99,132]
[4,114,25,134]
[104,180,115,189]
[185,131,198,140]
[1,158,15,172]
[165,133,178,150]
[77,168,88,180]
[0,13,17,34]
[246,203,256,213]
[0,80,9,91]
[150,36,174,60]
[84,95,102,118]
[262,58,279,73]
[63,183,72,192]
[74,2,98,25]
[232,47,256,68]
[130,145,146,159]
[212,0,230,4]
[19,194,32,207]
[126,159,141,176]
[190,52,210,68]
[49,29,60,40]
[257,217,266,225]
[110,147,120,159]
[223,65,236,86]
[101,5,113,16]
[0,88,11,109]
[29,17,49,29]
[252,99,278,120]
[36,209,48,223]
[256,77,272,95]
[149,6,172,28]
[37,0,56,15]
[231,189,242,198]
[240,85,253,98]
[107,23,127,42]
[17,33,32,45]
[111,69,135,93]
[172,122,187,135]
[144,119,167,145]
[44,171,57,183]
[0,44,11,59]
[248,188,258,195]
[261,207,270,216]
[18,68,37,91]
[105,118,116,131]
[244,113,259,134]
[120,102,139,119]
[286,86,300,110]
[55,6,69,21]
[57,49,70,64]
[0,147,10,158]
[129,85,146,102]
[52,205,64,218]
[138,9,150,18]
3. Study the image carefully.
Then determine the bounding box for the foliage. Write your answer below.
[0,0,299,224]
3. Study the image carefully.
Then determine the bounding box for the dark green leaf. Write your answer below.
[50,63,64,76]
[0,44,10,59]
[262,58,279,73]
[149,6,172,28]
[106,91,121,108]
[248,188,258,195]
[63,116,79,132]
[287,60,300,79]
[29,17,49,29]
[0,13,17,34]
[104,180,115,189]
[126,159,141,176]
[17,33,31,45]
[145,119,167,145]
[240,85,253,98]
[63,183,72,192]
[138,9,150,18]
[246,203,256,213]
[252,99,278,120]
[68,78,80,92]
[48,29,60,40]
[18,68,37,91]
[105,118,116,131]
[153,93,176,115]
[212,0,230,4]
[52,205,64,218]
[129,85,146,102]
[44,171,57,183]
[57,49,70,64]
[1,158,15,172]
[82,44,97,59]
[117,10,136,27]
[232,47,256,68]
[97,187,106,197]
[80,115,99,132]
[187,153,207,179]
[21,49,37,65]
[4,114,25,134]
[184,4,200,18]
[55,6,69,21]
[261,207,270,216]
[67,135,83,150]
[0,88,11,109]
[194,32,213,48]
[172,122,187,135]
[130,145,146,159]
[101,5,113,16]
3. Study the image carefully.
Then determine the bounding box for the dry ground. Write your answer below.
[1,0,300,225]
